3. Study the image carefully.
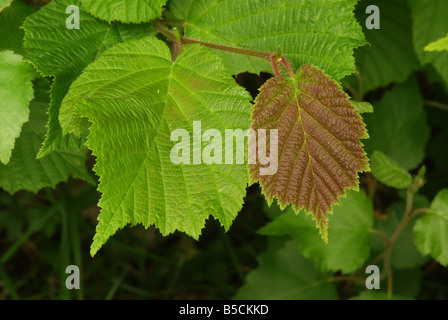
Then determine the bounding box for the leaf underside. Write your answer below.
[249,64,369,241]
[0,0,36,57]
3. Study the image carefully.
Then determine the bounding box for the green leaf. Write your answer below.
[260,190,373,274]
[371,202,428,269]
[0,0,36,56]
[410,0,448,87]
[0,50,34,165]
[59,37,253,256]
[169,0,366,79]
[350,291,410,300]
[343,0,419,93]
[23,0,156,157]
[425,33,448,52]
[0,0,12,12]
[0,79,93,194]
[363,76,430,170]
[355,266,422,299]
[371,151,412,189]
[414,189,448,266]
[428,128,448,174]
[233,239,338,300]
[250,64,369,241]
[350,100,374,114]
[81,0,167,24]
[389,267,422,299]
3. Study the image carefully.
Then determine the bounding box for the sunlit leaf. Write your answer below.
[59,37,253,256]
[0,50,33,165]
[81,0,167,24]
[169,0,365,79]
[425,33,448,52]
[0,78,93,194]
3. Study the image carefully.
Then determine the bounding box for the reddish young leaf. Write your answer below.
[250,63,369,242]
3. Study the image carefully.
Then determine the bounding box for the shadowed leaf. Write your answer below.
[372,200,428,269]
[249,64,369,241]
[363,77,429,170]
[0,0,36,56]
[343,0,419,94]
[233,239,338,300]
[350,291,410,300]
[260,189,374,274]
[410,0,448,87]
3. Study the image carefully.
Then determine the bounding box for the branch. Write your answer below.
[154,21,296,76]
[180,38,270,59]
[382,187,414,298]
[424,100,448,111]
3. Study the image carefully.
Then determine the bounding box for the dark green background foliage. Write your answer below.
[1,0,448,300]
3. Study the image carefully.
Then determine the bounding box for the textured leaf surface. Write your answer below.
[250,64,369,240]
[59,37,253,256]
[344,0,419,93]
[363,77,429,170]
[169,0,366,79]
[260,190,373,273]
[371,151,412,189]
[81,0,167,24]
[0,50,34,165]
[414,189,448,266]
[425,33,448,52]
[410,0,448,87]
[372,200,428,269]
[23,0,155,157]
[0,79,93,194]
[233,239,337,300]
